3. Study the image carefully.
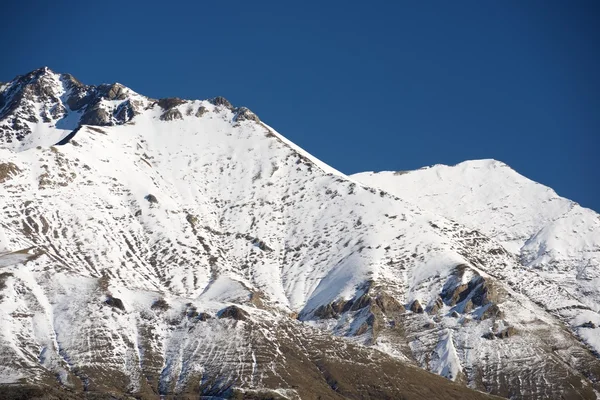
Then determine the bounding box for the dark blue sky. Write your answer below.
[2,0,599,211]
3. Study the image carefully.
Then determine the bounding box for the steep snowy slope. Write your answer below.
[353,161,600,356]
[0,68,599,399]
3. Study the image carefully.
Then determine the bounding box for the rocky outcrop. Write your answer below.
[97,83,129,101]
[427,296,444,314]
[195,105,208,117]
[483,326,517,340]
[440,265,502,320]
[309,283,405,343]
[210,96,233,109]
[80,104,112,126]
[159,108,183,121]
[105,295,125,311]
[234,106,260,123]
[410,299,424,313]
[145,194,158,204]
[218,305,248,321]
[0,162,20,183]
[157,97,186,110]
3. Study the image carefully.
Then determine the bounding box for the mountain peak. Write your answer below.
[0,69,266,152]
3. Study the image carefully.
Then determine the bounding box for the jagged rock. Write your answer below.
[234,107,260,123]
[479,303,502,320]
[195,105,208,117]
[66,91,92,111]
[409,299,424,313]
[105,295,125,311]
[97,83,129,100]
[349,293,372,311]
[0,162,20,183]
[375,293,405,315]
[469,276,498,306]
[355,321,370,336]
[218,305,248,321]
[157,97,186,110]
[313,303,339,319]
[462,300,474,313]
[427,296,444,314]
[186,213,199,227]
[210,96,233,109]
[80,105,112,126]
[114,100,137,123]
[145,194,158,204]
[159,108,183,121]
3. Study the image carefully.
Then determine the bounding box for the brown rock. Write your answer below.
[479,303,502,320]
[235,107,260,123]
[195,105,208,117]
[409,299,424,313]
[0,162,21,183]
[218,305,248,321]
[427,296,444,314]
[375,293,405,315]
[211,96,233,109]
[157,97,186,110]
[159,108,183,121]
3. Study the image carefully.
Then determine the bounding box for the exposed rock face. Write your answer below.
[157,97,186,110]
[410,299,424,313]
[195,105,208,117]
[159,108,183,121]
[80,104,112,126]
[0,162,20,183]
[210,96,233,109]
[235,106,260,123]
[218,305,248,321]
[97,83,129,101]
[0,67,147,149]
[427,296,444,314]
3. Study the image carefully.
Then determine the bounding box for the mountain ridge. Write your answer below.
[0,68,599,399]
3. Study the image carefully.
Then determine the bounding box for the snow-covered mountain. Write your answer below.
[0,67,598,400]
[353,161,600,357]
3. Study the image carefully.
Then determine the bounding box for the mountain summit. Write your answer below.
[0,68,599,399]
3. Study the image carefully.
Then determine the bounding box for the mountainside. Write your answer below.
[353,161,600,358]
[0,68,599,400]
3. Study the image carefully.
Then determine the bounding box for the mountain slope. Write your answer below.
[0,68,599,399]
[353,161,600,357]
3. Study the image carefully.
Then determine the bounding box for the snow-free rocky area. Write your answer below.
[0,67,598,399]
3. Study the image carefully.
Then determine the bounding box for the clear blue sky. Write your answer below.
[2,0,599,211]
